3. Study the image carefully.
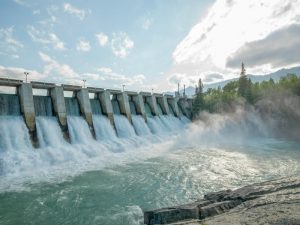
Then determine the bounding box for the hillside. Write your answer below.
[176,66,300,96]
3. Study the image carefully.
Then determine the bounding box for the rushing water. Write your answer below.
[0,114,299,225]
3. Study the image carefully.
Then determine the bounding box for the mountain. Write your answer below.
[175,66,300,96]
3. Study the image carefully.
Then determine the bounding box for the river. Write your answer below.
[0,115,299,225]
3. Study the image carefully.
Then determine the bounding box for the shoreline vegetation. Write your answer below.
[192,63,300,139]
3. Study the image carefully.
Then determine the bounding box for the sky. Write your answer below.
[0,0,300,92]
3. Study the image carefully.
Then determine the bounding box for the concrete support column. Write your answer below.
[133,94,146,120]
[178,98,189,117]
[50,86,67,129]
[18,83,35,132]
[117,92,131,123]
[76,89,94,135]
[187,99,193,119]
[146,95,159,116]
[98,90,114,125]
[167,97,180,118]
[157,96,170,115]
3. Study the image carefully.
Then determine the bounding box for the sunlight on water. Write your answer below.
[0,113,299,225]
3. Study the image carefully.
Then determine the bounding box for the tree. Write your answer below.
[192,78,205,117]
[238,62,248,98]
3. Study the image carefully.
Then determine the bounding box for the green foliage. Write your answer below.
[192,73,300,115]
[192,79,204,116]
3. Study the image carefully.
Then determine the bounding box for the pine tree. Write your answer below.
[238,62,248,98]
[192,78,204,117]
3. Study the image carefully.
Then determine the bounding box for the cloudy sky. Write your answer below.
[0,0,300,92]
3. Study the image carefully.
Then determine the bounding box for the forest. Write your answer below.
[192,64,300,116]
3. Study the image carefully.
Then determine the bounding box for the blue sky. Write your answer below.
[1,0,300,92]
[0,0,212,91]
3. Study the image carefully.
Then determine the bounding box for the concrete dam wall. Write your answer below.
[0,77,192,147]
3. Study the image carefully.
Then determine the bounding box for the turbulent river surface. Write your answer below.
[0,114,299,225]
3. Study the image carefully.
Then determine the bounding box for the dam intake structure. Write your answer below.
[0,77,193,149]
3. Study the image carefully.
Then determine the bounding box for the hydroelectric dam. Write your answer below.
[0,77,193,148]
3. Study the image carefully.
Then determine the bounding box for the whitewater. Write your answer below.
[0,113,299,225]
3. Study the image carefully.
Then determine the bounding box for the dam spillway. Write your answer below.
[0,77,192,148]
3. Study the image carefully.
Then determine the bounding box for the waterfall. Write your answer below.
[112,100,121,115]
[0,116,32,151]
[146,116,166,134]
[67,116,93,144]
[159,115,183,131]
[146,115,188,134]
[33,96,53,116]
[0,94,21,116]
[129,101,137,115]
[177,103,184,116]
[132,115,151,136]
[36,117,66,147]
[65,98,81,116]
[92,115,117,141]
[180,116,190,124]
[157,103,164,115]
[90,99,102,115]
[168,103,175,116]
[144,102,153,117]
[114,115,136,138]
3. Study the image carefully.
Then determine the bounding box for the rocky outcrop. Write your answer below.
[143,176,300,225]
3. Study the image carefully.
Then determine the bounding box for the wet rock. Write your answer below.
[143,176,300,225]
[144,201,210,225]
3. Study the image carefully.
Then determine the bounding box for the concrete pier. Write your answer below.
[141,92,159,116]
[155,94,170,115]
[50,86,67,129]
[17,83,36,132]
[76,89,93,127]
[98,90,114,125]
[17,83,38,146]
[178,97,192,118]
[131,93,147,120]
[0,76,193,148]
[116,92,132,123]
[177,97,189,117]
[166,95,180,118]
[76,88,96,138]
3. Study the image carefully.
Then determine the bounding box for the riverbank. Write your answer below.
[144,176,300,225]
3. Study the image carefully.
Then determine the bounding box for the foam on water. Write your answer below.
[67,116,94,144]
[146,116,166,134]
[0,110,300,225]
[159,115,183,131]
[0,116,32,151]
[36,116,66,147]
[180,116,191,124]
[132,115,151,136]
[93,115,117,141]
[114,115,136,138]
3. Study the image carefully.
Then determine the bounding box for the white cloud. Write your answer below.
[13,0,26,6]
[27,26,66,51]
[95,33,108,46]
[97,67,145,86]
[63,3,86,20]
[167,73,199,88]
[0,65,44,81]
[226,24,300,70]
[39,52,78,79]
[111,32,134,58]
[142,18,153,30]
[0,27,24,59]
[171,0,300,80]
[76,40,91,52]
[33,9,41,15]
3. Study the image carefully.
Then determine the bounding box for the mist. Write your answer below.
[190,91,300,142]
